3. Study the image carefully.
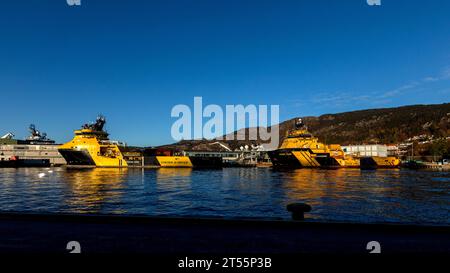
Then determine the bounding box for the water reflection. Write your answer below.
[156,167,192,178]
[277,169,408,221]
[63,168,128,213]
[153,168,193,214]
[0,167,448,224]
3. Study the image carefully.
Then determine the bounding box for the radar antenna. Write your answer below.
[93,115,106,131]
[81,115,107,131]
[26,124,52,142]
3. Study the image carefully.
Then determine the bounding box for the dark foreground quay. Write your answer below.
[0,212,449,254]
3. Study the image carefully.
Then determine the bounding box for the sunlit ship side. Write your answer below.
[58,116,128,167]
[268,119,399,169]
[268,119,360,168]
[143,148,222,168]
[59,116,222,168]
[360,156,400,169]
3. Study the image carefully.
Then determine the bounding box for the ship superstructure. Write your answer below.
[0,125,65,167]
[58,116,128,167]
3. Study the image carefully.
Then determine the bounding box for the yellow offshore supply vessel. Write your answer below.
[268,119,360,168]
[360,156,401,169]
[142,148,222,168]
[268,118,399,169]
[58,116,222,168]
[58,116,129,167]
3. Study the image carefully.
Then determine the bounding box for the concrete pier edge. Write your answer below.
[0,212,449,254]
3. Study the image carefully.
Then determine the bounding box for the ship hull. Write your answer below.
[314,156,344,168]
[315,156,361,169]
[360,156,400,170]
[269,149,361,169]
[0,159,50,168]
[147,156,222,168]
[58,149,96,166]
[189,156,223,168]
[267,149,303,168]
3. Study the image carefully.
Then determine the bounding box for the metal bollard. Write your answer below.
[286,203,312,220]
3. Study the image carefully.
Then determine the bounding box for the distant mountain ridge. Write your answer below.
[159,103,450,151]
[294,103,450,145]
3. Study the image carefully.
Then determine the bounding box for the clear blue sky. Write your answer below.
[1,0,449,146]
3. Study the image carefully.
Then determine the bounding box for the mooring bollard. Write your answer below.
[286,203,312,220]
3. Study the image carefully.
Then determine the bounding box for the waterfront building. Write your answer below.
[0,126,66,166]
[341,145,388,157]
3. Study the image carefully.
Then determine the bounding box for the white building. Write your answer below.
[341,144,388,157]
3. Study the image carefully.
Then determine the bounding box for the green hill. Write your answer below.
[159,103,450,150]
[293,103,450,145]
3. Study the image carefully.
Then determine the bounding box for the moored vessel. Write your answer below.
[143,148,222,168]
[0,156,50,168]
[58,116,128,167]
[360,156,400,169]
[58,116,222,168]
[268,119,360,168]
[0,125,65,167]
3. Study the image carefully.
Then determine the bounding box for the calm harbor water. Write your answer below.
[0,167,449,225]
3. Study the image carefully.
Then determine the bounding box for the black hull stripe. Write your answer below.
[58,149,96,166]
[267,150,302,168]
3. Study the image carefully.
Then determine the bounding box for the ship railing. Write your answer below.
[98,140,127,146]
